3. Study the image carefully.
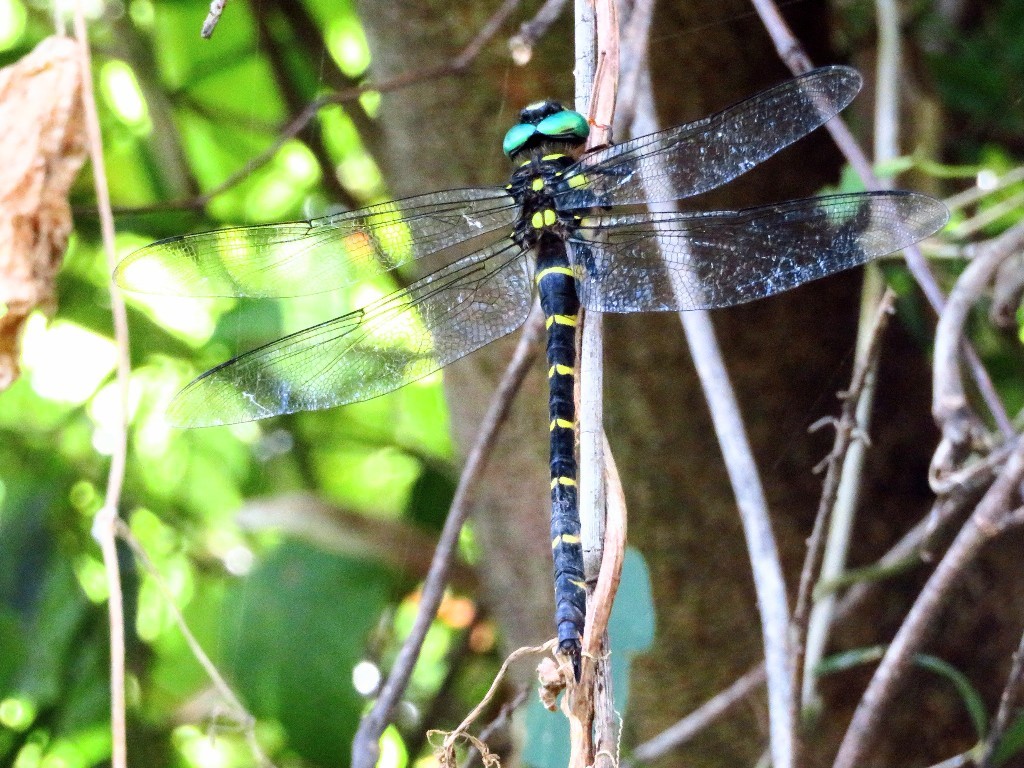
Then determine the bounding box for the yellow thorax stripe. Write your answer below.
[551,533,581,549]
[542,153,566,161]
[550,477,577,489]
[529,209,557,229]
[531,177,544,191]
[545,313,577,329]
[535,266,575,284]
[566,173,588,189]
[548,364,575,378]
[549,418,574,431]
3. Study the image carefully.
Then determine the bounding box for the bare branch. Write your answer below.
[625,666,768,765]
[629,60,792,768]
[677,299,793,768]
[509,0,570,64]
[790,289,896,745]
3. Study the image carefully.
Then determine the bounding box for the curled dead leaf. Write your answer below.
[0,35,87,391]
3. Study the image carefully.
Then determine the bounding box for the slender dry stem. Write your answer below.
[71,10,130,768]
[625,665,768,765]
[790,289,896,749]
[629,63,792,768]
[569,1,619,763]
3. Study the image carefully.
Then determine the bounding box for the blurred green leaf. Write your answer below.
[993,710,1024,766]
[223,540,394,765]
[817,647,987,741]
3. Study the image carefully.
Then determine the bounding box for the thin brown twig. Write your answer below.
[584,434,627,768]
[624,665,768,765]
[747,0,1013,441]
[802,266,888,712]
[113,0,522,218]
[508,0,570,63]
[613,0,656,134]
[435,641,554,764]
[800,1,903,712]
[789,290,896,757]
[350,304,546,768]
[457,687,529,768]
[117,524,275,767]
[833,438,1024,768]
[71,10,130,768]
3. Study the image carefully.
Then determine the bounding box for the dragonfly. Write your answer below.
[115,66,948,678]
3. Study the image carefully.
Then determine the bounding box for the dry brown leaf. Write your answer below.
[0,35,87,391]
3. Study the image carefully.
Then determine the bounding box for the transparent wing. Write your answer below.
[571,192,948,312]
[555,66,862,209]
[115,187,518,297]
[168,239,532,427]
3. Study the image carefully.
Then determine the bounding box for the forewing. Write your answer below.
[168,239,533,427]
[555,66,862,209]
[115,188,518,297]
[571,192,948,312]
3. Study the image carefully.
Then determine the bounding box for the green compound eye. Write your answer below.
[503,123,537,156]
[537,110,589,140]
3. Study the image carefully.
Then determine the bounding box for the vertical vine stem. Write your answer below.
[70,9,131,768]
[798,0,902,730]
[678,302,794,768]
[626,69,794,768]
[571,0,620,765]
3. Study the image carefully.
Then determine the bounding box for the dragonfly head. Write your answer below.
[502,100,589,160]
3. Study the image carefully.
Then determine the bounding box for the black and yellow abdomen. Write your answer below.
[536,234,586,675]
[508,149,589,678]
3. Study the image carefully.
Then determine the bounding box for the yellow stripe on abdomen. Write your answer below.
[545,313,577,329]
[535,266,575,284]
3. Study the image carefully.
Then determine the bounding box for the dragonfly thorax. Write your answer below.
[507,154,578,250]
